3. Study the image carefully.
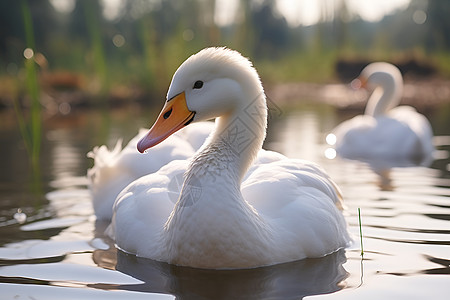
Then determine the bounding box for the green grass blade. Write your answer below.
[21,0,41,169]
[358,207,364,257]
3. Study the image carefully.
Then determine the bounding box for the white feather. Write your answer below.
[107,48,351,269]
[88,122,214,220]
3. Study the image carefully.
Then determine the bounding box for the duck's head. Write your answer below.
[352,62,403,91]
[138,47,265,153]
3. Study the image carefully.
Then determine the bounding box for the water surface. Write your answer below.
[0,102,449,299]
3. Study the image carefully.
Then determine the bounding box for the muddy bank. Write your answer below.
[2,78,449,116]
[266,79,450,112]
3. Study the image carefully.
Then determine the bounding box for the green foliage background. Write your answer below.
[1,0,449,104]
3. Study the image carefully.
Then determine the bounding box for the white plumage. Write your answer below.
[331,62,434,167]
[106,47,350,269]
[88,122,214,220]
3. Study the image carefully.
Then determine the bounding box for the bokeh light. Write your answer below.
[413,10,427,25]
[326,133,337,146]
[112,34,125,47]
[23,48,34,59]
[324,148,337,160]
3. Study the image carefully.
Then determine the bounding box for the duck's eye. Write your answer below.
[193,80,203,89]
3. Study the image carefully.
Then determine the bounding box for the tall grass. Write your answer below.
[139,16,157,93]
[82,0,108,97]
[257,49,339,84]
[15,0,41,171]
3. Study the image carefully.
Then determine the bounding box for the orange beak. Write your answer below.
[350,76,368,90]
[137,92,195,153]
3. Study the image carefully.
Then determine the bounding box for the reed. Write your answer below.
[81,0,108,96]
[358,207,364,257]
[139,17,156,92]
[17,0,41,170]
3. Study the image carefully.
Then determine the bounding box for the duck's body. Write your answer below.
[108,48,350,269]
[111,148,347,269]
[88,122,214,220]
[334,106,434,165]
[332,62,434,166]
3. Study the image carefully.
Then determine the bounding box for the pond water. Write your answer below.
[0,101,449,299]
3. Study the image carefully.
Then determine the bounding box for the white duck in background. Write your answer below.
[108,47,350,269]
[88,121,214,220]
[329,62,434,167]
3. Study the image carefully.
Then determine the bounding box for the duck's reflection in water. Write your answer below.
[360,155,432,191]
[109,248,348,300]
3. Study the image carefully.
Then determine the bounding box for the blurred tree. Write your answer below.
[1,0,450,102]
[333,0,351,50]
[0,0,58,71]
[250,0,289,59]
[426,0,450,50]
[0,2,23,67]
[79,0,109,94]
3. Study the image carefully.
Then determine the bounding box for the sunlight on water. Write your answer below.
[268,107,450,299]
[0,105,449,299]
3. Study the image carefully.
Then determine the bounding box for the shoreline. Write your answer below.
[266,78,450,112]
[1,79,449,115]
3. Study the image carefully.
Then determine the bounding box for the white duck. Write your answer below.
[329,62,434,166]
[88,121,214,220]
[108,47,350,269]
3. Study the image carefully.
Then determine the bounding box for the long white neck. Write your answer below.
[364,76,403,117]
[163,92,272,268]
[185,91,267,189]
